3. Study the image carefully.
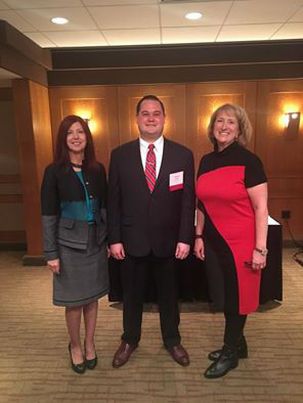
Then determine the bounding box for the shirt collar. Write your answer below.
[139,135,164,151]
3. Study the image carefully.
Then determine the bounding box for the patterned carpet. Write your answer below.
[0,249,302,403]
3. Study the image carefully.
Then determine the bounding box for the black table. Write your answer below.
[109,223,283,305]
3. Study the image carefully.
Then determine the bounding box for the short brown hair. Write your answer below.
[208,104,252,147]
[136,95,165,116]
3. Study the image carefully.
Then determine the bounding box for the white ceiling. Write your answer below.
[0,0,302,48]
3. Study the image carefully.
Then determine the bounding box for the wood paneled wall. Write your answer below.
[186,81,258,168]
[13,79,53,263]
[0,89,25,247]
[49,86,119,169]
[117,85,186,147]
[0,174,25,247]
[256,80,303,243]
[48,79,303,241]
[49,82,257,168]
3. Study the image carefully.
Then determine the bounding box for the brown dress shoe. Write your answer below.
[167,344,190,367]
[112,341,137,368]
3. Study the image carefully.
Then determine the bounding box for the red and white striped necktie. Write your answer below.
[145,144,156,192]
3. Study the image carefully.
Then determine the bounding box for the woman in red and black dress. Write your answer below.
[194,104,268,378]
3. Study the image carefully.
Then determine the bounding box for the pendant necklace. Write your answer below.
[71,162,82,168]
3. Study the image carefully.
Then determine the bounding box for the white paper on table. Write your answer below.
[268,216,280,225]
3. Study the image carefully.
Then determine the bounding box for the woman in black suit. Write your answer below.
[41,115,108,374]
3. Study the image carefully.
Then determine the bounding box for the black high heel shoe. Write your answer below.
[204,344,238,379]
[68,343,86,374]
[86,355,98,370]
[84,340,98,370]
[208,335,248,361]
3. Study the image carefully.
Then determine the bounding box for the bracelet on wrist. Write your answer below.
[195,234,203,239]
[254,247,268,256]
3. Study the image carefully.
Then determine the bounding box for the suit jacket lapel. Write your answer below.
[155,138,171,190]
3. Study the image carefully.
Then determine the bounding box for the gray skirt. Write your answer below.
[53,224,109,307]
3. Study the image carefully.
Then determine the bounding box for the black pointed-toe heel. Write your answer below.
[84,340,98,370]
[68,343,86,374]
[208,335,248,361]
[204,345,239,379]
[85,355,98,370]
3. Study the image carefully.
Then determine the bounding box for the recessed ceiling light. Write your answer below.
[185,12,202,21]
[51,17,69,25]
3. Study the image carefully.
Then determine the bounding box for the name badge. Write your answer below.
[169,171,184,191]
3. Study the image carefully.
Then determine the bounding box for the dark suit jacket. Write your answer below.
[41,162,107,260]
[108,138,195,258]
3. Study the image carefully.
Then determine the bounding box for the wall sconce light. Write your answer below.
[283,112,300,137]
[81,116,91,125]
[77,110,92,124]
[76,111,96,132]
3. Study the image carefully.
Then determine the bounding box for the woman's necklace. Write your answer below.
[71,162,82,168]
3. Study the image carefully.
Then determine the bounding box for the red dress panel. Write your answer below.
[196,142,267,314]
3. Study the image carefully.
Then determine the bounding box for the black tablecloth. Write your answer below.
[108,224,283,304]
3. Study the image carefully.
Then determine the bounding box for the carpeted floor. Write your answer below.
[0,249,302,403]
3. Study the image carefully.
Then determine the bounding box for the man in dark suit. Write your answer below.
[108,94,195,368]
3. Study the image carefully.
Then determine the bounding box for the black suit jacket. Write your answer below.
[41,162,107,260]
[108,138,195,258]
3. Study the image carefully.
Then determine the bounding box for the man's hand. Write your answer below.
[47,258,60,274]
[175,242,190,260]
[110,243,126,260]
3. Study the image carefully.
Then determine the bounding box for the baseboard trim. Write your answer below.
[22,255,46,266]
[0,243,26,251]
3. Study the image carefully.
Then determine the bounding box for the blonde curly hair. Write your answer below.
[207,104,252,147]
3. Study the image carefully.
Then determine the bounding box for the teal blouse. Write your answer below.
[60,170,96,223]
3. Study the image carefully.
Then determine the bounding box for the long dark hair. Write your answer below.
[54,115,98,170]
